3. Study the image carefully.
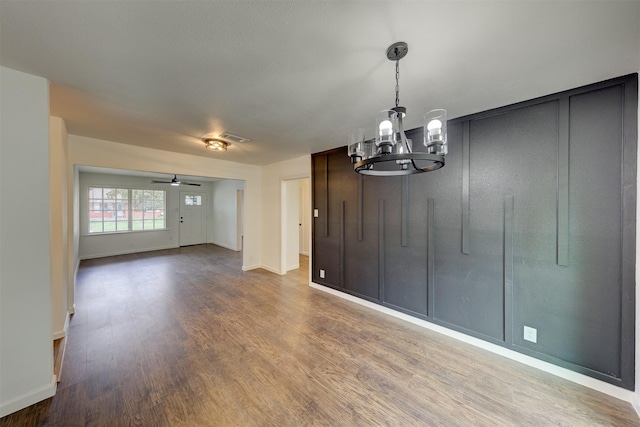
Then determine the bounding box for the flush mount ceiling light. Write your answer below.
[348,42,448,176]
[203,138,228,152]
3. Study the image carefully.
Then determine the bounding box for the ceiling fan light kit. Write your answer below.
[150,175,201,187]
[348,42,448,176]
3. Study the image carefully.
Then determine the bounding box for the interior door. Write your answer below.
[179,191,207,246]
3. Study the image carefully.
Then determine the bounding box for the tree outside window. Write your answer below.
[89,187,165,234]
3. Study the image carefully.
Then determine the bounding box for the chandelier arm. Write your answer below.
[397,113,424,172]
[397,113,412,153]
[354,153,444,176]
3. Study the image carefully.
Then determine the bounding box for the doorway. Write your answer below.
[281,178,310,274]
[179,191,207,246]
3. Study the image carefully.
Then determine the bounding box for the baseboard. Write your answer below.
[286,263,300,272]
[52,311,70,340]
[310,282,636,405]
[242,264,261,271]
[0,375,56,418]
[210,241,239,251]
[241,264,281,275]
[79,244,178,260]
[259,264,282,275]
[300,251,310,256]
[632,393,640,418]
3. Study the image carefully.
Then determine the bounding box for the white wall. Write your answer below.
[50,117,69,339]
[210,179,244,250]
[0,67,56,417]
[68,135,262,270]
[261,155,311,274]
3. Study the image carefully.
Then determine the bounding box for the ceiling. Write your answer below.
[1,1,639,166]
[77,166,221,184]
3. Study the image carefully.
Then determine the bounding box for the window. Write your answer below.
[132,190,165,230]
[184,195,202,206]
[88,187,165,234]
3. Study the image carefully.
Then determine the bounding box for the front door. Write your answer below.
[179,192,207,246]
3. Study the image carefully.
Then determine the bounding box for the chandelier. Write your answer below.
[348,42,448,176]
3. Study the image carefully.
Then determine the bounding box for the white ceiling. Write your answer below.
[1,1,639,166]
[77,165,221,183]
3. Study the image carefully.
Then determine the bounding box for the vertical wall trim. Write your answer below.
[323,154,329,237]
[620,76,637,389]
[401,176,409,247]
[504,195,514,343]
[378,200,385,302]
[557,98,570,266]
[340,200,345,288]
[427,198,435,317]
[357,175,364,242]
[462,121,471,254]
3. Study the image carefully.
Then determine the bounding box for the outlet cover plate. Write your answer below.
[523,325,537,343]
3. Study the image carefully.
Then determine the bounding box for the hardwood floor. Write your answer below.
[2,244,638,426]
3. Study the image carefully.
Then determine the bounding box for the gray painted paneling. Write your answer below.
[311,74,637,389]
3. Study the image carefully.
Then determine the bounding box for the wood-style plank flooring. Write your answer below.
[2,244,638,426]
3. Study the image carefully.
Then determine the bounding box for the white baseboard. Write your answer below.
[632,394,640,418]
[286,263,300,272]
[210,241,240,251]
[0,375,56,418]
[79,244,178,260]
[242,264,261,271]
[310,282,636,405]
[52,311,70,340]
[259,264,282,275]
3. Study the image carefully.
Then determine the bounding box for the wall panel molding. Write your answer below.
[401,176,409,247]
[323,154,329,237]
[340,200,345,287]
[357,175,364,241]
[504,195,514,343]
[427,197,435,317]
[557,98,570,266]
[462,121,470,255]
[378,200,385,302]
[620,76,638,389]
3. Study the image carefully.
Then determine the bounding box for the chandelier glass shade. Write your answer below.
[348,42,448,176]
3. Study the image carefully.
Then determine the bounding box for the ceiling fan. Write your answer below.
[150,175,201,187]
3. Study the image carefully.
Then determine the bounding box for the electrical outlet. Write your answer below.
[314,209,319,218]
[523,325,537,343]
[319,269,325,279]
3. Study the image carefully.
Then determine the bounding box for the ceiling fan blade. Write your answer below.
[150,180,172,184]
[183,182,201,186]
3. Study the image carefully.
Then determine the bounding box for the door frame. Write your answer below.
[280,175,311,275]
[179,190,208,246]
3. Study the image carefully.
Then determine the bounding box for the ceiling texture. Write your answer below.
[1,1,639,166]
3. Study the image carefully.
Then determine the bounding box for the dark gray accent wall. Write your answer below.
[311,74,638,390]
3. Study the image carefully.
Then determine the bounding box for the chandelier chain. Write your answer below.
[395,59,400,108]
